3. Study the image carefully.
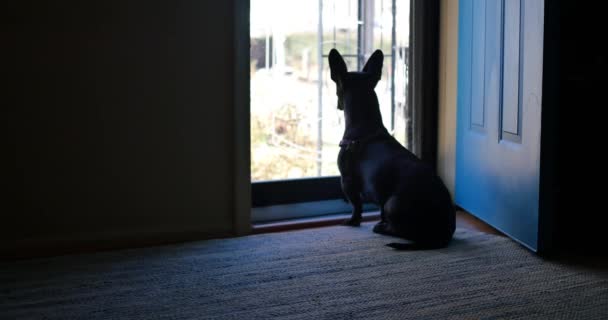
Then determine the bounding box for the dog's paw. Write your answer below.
[372,221,392,235]
[341,218,361,227]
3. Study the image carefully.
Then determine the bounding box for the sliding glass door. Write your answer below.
[251,0,411,222]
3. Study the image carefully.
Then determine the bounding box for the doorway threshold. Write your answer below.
[252,211,380,234]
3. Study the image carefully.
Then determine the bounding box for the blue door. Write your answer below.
[455,0,545,251]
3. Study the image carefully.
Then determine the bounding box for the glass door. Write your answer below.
[251,0,411,222]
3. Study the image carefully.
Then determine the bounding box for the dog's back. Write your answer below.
[357,135,456,248]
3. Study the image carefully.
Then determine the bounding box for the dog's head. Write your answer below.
[328,48,383,111]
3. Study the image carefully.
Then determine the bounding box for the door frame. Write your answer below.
[237,0,442,228]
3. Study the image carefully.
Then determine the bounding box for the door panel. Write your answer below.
[470,0,486,130]
[501,0,521,138]
[456,0,544,251]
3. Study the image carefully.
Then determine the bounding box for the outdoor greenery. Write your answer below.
[251,104,320,181]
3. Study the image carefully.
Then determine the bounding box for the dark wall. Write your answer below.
[541,1,608,253]
[3,1,237,255]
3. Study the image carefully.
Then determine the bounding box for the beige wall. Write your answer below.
[3,1,247,255]
[437,0,459,197]
[3,0,457,255]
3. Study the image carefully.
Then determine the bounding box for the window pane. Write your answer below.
[251,0,410,182]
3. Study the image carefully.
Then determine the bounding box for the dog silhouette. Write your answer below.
[329,48,455,249]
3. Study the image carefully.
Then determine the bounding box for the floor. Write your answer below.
[252,209,608,272]
[3,221,606,319]
[455,210,504,236]
[253,209,504,237]
[5,209,501,262]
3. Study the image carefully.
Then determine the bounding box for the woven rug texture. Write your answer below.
[1,223,607,319]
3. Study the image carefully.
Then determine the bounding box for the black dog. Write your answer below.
[329,49,455,249]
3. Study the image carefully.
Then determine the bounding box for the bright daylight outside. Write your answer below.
[251,0,410,182]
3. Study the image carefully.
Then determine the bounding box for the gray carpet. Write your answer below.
[1,223,607,320]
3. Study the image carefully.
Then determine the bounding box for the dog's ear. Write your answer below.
[329,49,347,82]
[363,50,383,84]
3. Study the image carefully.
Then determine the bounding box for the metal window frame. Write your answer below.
[250,0,439,222]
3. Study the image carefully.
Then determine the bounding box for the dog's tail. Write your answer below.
[386,242,446,250]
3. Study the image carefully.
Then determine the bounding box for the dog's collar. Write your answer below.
[339,128,389,151]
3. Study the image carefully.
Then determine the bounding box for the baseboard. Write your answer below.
[2,227,234,261]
